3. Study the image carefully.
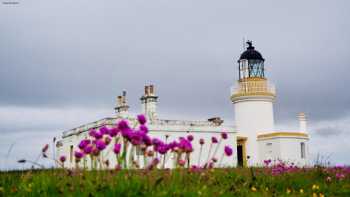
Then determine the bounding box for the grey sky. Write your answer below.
[1,0,350,169]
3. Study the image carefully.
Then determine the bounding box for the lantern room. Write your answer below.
[238,41,265,80]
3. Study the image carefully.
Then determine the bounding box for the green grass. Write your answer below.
[0,167,349,196]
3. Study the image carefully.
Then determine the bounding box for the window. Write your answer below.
[301,142,306,159]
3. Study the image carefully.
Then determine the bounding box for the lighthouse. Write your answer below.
[231,41,276,166]
[231,41,309,167]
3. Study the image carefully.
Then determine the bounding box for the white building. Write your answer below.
[56,41,309,168]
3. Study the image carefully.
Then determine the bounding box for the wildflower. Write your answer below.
[143,135,152,146]
[115,164,121,171]
[224,146,233,156]
[178,159,186,166]
[251,186,257,192]
[139,125,149,133]
[299,189,304,194]
[94,132,103,139]
[88,129,97,137]
[74,151,84,160]
[221,132,228,139]
[92,147,100,156]
[59,155,66,163]
[130,132,142,145]
[211,137,218,144]
[83,145,93,154]
[312,184,319,190]
[113,143,121,154]
[187,135,194,141]
[157,145,168,155]
[179,138,193,153]
[336,173,345,180]
[117,120,130,131]
[319,193,325,197]
[109,127,119,137]
[99,126,109,135]
[199,138,205,145]
[137,114,147,125]
[78,139,90,149]
[121,128,132,139]
[152,138,162,146]
[95,140,106,151]
[263,159,271,166]
[326,176,332,182]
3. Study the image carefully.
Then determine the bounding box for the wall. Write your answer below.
[233,96,274,166]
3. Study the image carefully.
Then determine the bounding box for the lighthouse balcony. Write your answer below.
[231,79,276,99]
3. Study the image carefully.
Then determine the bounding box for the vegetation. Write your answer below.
[1,166,350,196]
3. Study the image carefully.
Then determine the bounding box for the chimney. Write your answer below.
[115,91,129,116]
[145,86,149,96]
[149,85,154,95]
[298,112,307,133]
[140,84,158,122]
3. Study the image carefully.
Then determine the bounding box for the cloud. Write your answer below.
[314,127,343,137]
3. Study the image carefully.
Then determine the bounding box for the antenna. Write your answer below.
[242,37,246,51]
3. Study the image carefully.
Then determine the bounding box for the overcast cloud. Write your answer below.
[1,0,350,169]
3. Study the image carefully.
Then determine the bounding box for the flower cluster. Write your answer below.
[59,114,234,170]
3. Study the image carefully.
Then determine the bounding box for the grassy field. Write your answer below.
[0,167,349,196]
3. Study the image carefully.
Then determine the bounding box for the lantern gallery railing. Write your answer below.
[231,78,276,98]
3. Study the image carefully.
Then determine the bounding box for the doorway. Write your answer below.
[237,137,247,167]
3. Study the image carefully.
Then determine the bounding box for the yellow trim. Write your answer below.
[237,136,247,167]
[239,77,266,82]
[231,92,275,100]
[257,132,309,139]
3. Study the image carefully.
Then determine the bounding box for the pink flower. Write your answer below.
[74,151,84,159]
[109,127,119,137]
[99,126,109,135]
[336,173,345,180]
[59,155,66,163]
[78,139,91,149]
[139,125,149,133]
[95,140,106,151]
[137,114,147,125]
[83,145,93,154]
[221,132,228,139]
[211,137,218,144]
[187,135,194,141]
[178,159,186,166]
[199,138,205,145]
[264,159,272,166]
[88,129,97,137]
[117,120,130,131]
[94,132,103,139]
[224,146,233,156]
[113,143,121,154]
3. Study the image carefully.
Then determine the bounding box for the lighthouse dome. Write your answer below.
[239,41,264,61]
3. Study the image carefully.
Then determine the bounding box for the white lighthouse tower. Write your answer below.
[231,41,276,166]
[231,41,309,167]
